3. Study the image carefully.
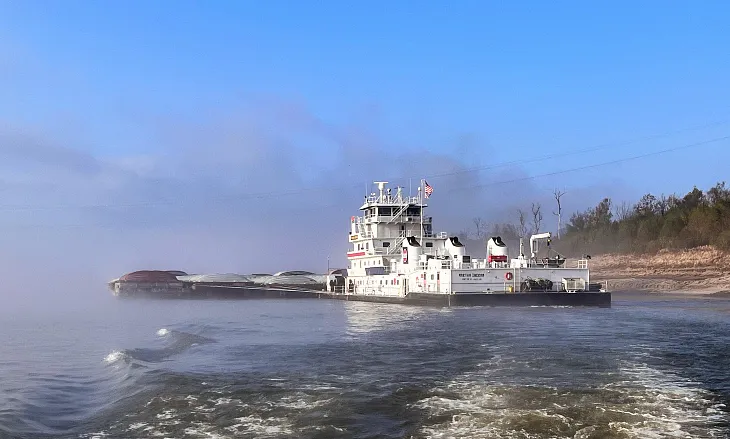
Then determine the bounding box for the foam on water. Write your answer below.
[413,358,729,438]
[86,378,341,438]
[102,351,125,365]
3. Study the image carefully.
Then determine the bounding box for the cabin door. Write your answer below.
[401,278,408,296]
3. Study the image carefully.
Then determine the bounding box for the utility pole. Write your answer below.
[553,188,566,239]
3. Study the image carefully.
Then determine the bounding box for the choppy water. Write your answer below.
[1,294,729,439]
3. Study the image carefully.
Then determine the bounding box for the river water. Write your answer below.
[1,294,729,439]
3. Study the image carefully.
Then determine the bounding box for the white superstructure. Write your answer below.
[327,180,596,296]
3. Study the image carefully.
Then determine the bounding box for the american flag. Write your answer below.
[424,180,433,199]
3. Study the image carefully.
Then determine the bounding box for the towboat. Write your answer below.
[325,181,611,307]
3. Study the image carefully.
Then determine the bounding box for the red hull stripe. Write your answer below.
[347,251,366,257]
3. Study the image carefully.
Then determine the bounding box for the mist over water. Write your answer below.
[1,295,728,439]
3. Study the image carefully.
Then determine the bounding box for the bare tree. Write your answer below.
[517,209,529,238]
[553,188,566,238]
[657,194,669,216]
[472,217,488,240]
[531,202,543,234]
[613,201,631,221]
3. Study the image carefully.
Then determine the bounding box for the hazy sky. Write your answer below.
[0,1,729,299]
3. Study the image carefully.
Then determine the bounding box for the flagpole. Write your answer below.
[420,178,424,240]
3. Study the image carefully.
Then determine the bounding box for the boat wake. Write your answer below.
[412,358,729,438]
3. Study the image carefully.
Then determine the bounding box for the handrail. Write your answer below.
[364,195,421,204]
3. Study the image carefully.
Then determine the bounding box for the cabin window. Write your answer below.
[383,242,390,247]
[365,242,369,250]
[425,242,433,248]
[431,274,434,280]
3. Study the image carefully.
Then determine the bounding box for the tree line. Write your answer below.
[559,181,730,254]
[453,181,730,256]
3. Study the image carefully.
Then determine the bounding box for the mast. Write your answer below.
[420,178,424,239]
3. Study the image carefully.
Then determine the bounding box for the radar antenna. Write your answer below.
[373,181,389,200]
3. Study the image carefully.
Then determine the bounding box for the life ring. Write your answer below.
[505,272,513,281]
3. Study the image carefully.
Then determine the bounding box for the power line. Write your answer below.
[446,135,729,192]
[0,127,727,212]
[421,118,730,181]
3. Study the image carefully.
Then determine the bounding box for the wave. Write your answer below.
[0,327,217,438]
[103,328,215,365]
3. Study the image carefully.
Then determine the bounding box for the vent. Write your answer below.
[406,236,421,246]
[490,236,506,247]
[449,236,464,247]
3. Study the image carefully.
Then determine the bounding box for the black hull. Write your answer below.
[327,292,611,307]
[115,285,611,307]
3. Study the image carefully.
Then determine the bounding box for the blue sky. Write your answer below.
[2,1,729,190]
[0,1,729,283]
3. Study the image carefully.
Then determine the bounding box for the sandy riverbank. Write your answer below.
[588,245,730,297]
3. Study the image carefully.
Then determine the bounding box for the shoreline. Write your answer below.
[589,246,730,298]
[605,288,730,298]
